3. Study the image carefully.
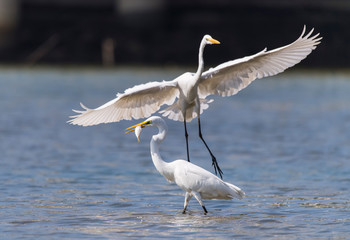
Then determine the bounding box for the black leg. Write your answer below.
[202,206,208,214]
[198,117,223,179]
[184,120,190,162]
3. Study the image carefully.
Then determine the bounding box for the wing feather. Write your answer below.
[68,80,179,126]
[198,26,322,98]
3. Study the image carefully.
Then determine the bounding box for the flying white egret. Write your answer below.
[68,26,322,179]
[126,116,245,214]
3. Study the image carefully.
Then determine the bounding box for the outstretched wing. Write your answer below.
[68,80,179,126]
[198,26,322,98]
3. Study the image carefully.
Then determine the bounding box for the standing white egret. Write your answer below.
[126,116,245,214]
[68,26,322,179]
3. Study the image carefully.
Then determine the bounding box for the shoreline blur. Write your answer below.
[0,1,347,67]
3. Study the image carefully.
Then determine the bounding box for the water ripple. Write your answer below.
[0,69,349,239]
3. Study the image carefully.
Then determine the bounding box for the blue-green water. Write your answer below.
[0,68,349,239]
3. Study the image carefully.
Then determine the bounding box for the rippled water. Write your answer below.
[0,67,349,239]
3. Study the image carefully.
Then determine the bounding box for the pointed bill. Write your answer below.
[209,38,220,44]
[125,120,147,133]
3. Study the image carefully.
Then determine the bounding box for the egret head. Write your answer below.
[125,116,164,142]
[125,120,150,142]
[203,34,220,45]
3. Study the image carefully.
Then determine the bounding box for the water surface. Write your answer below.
[0,68,349,239]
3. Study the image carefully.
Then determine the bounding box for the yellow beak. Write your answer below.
[209,38,220,44]
[125,120,148,134]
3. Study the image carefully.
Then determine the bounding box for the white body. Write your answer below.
[129,116,245,213]
[159,159,244,201]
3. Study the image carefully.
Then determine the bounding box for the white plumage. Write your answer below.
[126,116,245,214]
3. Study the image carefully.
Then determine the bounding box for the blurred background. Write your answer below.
[0,0,347,67]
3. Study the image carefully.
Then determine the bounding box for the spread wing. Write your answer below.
[68,80,179,126]
[198,26,322,98]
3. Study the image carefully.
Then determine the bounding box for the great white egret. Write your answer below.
[68,26,321,179]
[126,116,245,214]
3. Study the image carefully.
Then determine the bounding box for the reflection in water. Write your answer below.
[0,68,349,239]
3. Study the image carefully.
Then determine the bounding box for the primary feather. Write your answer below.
[68,80,179,126]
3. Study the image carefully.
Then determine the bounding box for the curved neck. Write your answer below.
[195,39,206,79]
[150,124,174,181]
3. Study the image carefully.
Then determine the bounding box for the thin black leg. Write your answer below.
[184,120,190,162]
[198,117,223,179]
[202,206,208,214]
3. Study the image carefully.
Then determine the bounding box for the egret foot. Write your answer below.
[212,156,223,179]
